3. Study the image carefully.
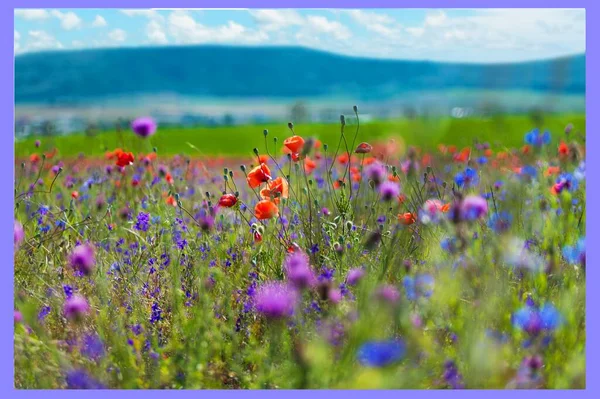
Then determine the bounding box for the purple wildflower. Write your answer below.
[254,281,298,319]
[346,268,365,286]
[64,295,90,320]
[68,244,95,275]
[284,250,317,289]
[378,181,400,201]
[131,117,157,138]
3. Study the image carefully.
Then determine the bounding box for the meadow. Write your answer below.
[13,112,586,389]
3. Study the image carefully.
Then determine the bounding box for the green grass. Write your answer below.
[15,114,586,159]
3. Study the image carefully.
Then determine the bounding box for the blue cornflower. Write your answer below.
[454,167,479,188]
[512,303,562,336]
[563,237,585,266]
[524,128,551,147]
[488,211,513,233]
[357,339,406,367]
[403,274,434,301]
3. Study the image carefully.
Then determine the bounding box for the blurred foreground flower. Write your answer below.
[357,339,406,367]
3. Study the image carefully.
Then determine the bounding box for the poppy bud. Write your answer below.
[218,194,237,208]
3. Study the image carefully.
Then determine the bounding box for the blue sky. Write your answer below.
[14,8,585,63]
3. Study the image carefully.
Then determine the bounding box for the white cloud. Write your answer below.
[72,40,84,48]
[147,20,168,44]
[25,30,64,51]
[249,9,303,31]
[51,10,82,30]
[398,8,585,62]
[108,28,127,42]
[92,15,107,27]
[121,9,164,21]
[15,9,49,20]
[14,30,21,53]
[168,11,268,44]
[304,15,351,40]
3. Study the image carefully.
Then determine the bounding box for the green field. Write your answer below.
[15,114,586,159]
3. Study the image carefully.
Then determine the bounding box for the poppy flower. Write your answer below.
[544,166,560,177]
[254,200,279,220]
[115,150,134,167]
[313,139,322,149]
[304,157,317,174]
[247,163,272,188]
[337,153,350,165]
[30,153,40,163]
[522,145,531,154]
[258,155,269,164]
[165,173,174,185]
[453,147,471,163]
[253,231,263,243]
[218,193,238,208]
[166,195,177,207]
[283,135,305,154]
[558,142,569,157]
[398,212,416,225]
[260,177,289,203]
[398,194,407,204]
[71,191,79,199]
[422,153,432,166]
[45,148,57,159]
[355,142,372,154]
[448,145,457,154]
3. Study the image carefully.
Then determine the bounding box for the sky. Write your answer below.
[14,8,586,63]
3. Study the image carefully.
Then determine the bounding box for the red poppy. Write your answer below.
[283,135,305,154]
[422,153,432,166]
[398,212,416,225]
[71,191,79,199]
[440,203,451,213]
[246,163,272,188]
[448,145,457,154]
[30,153,40,163]
[522,145,531,154]
[218,193,238,208]
[337,153,350,165]
[558,142,569,157]
[45,148,57,159]
[260,177,289,204]
[544,166,561,177]
[398,194,407,205]
[354,142,372,154]
[333,179,345,189]
[166,196,177,207]
[254,200,279,220]
[453,147,471,163]
[304,157,317,174]
[258,155,269,164]
[165,173,174,185]
[253,232,263,243]
[351,173,361,183]
[115,150,134,167]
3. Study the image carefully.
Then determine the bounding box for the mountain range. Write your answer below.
[15,45,585,105]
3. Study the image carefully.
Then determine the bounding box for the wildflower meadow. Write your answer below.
[13,110,586,389]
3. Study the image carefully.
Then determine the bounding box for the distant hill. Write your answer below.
[15,45,585,105]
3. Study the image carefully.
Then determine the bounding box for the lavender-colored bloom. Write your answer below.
[81,334,105,360]
[460,195,488,221]
[284,251,316,289]
[131,117,157,138]
[506,356,544,389]
[14,310,23,323]
[64,295,90,320]
[134,212,150,232]
[357,339,406,367]
[346,268,365,286]
[443,360,465,389]
[68,244,95,275]
[65,369,106,389]
[14,220,24,249]
[378,181,400,201]
[328,286,342,304]
[254,281,298,319]
[364,161,386,185]
[375,284,400,304]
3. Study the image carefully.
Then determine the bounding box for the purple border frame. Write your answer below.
[3,0,595,396]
